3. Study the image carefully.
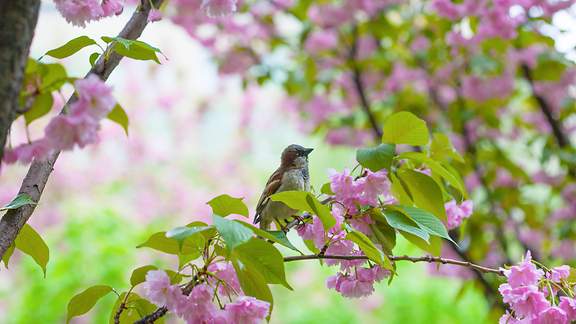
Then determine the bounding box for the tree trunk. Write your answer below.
[0,0,41,161]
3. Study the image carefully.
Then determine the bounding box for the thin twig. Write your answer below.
[283,254,504,276]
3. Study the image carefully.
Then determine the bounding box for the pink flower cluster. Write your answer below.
[327,266,388,298]
[53,0,124,27]
[3,75,115,165]
[444,199,473,229]
[498,251,576,323]
[144,265,270,323]
[329,169,394,213]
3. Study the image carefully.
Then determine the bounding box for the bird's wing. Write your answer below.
[254,168,283,224]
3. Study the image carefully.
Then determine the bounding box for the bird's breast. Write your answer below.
[280,168,309,192]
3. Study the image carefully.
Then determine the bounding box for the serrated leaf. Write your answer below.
[400,232,442,256]
[232,257,273,314]
[346,230,393,270]
[207,194,249,218]
[213,215,254,251]
[44,36,97,59]
[67,285,113,323]
[399,206,453,243]
[430,133,464,163]
[137,231,203,256]
[15,224,49,276]
[130,265,158,287]
[356,144,395,171]
[398,169,446,221]
[24,92,53,125]
[235,221,301,252]
[234,238,292,289]
[382,111,429,146]
[1,193,36,211]
[390,172,412,205]
[107,103,129,135]
[104,37,162,63]
[305,194,335,230]
[384,210,430,243]
[165,225,214,244]
[397,152,466,197]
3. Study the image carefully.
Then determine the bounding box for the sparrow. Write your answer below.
[253,144,313,230]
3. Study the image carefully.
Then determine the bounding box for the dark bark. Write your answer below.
[0,0,41,161]
[0,0,164,259]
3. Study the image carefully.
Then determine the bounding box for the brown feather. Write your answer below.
[254,167,285,224]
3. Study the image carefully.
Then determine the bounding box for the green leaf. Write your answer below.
[1,193,36,211]
[269,191,335,230]
[356,144,395,171]
[397,152,466,196]
[398,206,453,243]
[207,194,249,218]
[383,210,430,243]
[400,232,442,256]
[346,230,393,270]
[430,133,464,163]
[382,111,429,146]
[320,182,334,195]
[24,93,53,125]
[15,224,49,276]
[235,221,301,252]
[232,257,273,313]
[397,170,446,221]
[89,52,100,66]
[107,103,129,136]
[2,244,15,269]
[44,36,97,59]
[137,231,203,256]
[130,265,158,287]
[103,37,162,63]
[109,292,164,324]
[39,63,68,92]
[67,285,113,323]
[390,172,412,205]
[165,225,214,245]
[234,238,292,289]
[369,210,396,254]
[213,215,254,251]
[305,194,335,230]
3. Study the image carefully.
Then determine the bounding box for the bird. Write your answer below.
[254,144,313,230]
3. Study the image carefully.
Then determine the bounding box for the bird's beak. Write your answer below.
[304,148,314,156]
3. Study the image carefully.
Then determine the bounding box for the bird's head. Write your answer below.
[281,144,313,168]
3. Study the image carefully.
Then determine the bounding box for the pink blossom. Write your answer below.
[327,266,389,298]
[536,306,568,324]
[502,251,544,288]
[45,115,99,150]
[73,74,116,121]
[330,168,362,211]
[548,265,570,283]
[202,0,238,17]
[499,285,550,319]
[356,170,391,207]
[5,139,53,164]
[444,199,473,229]
[179,284,222,323]
[224,296,270,324]
[54,0,104,27]
[325,128,372,147]
[144,270,173,306]
[431,0,462,20]
[461,73,515,102]
[305,30,338,53]
[207,261,242,296]
[101,0,124,16]
[148,9,163,22]
[559,297,576,321]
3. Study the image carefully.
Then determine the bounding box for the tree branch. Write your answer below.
[283,254,504,275]
[0,0,164,259]
[521,64,570,148]
[0,0,41,161]
[349,26,382,141]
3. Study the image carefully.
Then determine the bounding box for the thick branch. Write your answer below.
[0,0,41,161]
[521,64,570,148]
[0,0,164,259]
[349,27,382,141]
[284,254,504,276]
